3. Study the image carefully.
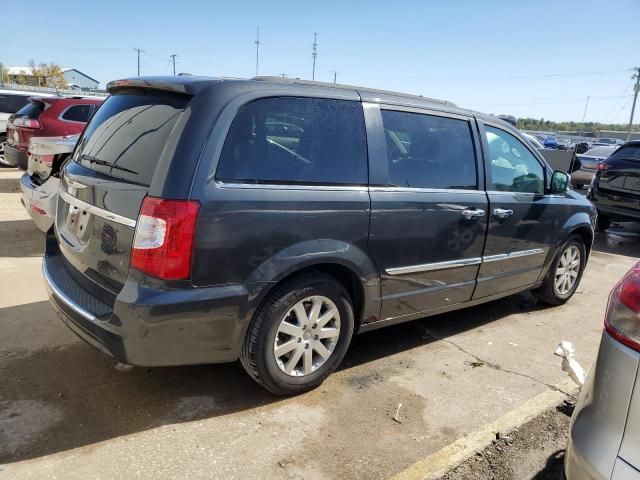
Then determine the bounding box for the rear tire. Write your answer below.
[240,272,354,395]
[596,213,611,231]
[0,134,10,167]
[575,183,584,190]
[533,236,586,305]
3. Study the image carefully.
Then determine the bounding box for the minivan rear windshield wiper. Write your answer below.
[80,154,139,175]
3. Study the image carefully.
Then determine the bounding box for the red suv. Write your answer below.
[5,96,103,169]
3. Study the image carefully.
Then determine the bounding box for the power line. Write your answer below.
[337,68,630,83]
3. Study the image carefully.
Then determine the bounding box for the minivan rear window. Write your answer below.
[73,91,188,186]
[216,97,367,185]
[15,100,45,119]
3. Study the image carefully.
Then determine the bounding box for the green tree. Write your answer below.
[27,60,68,88]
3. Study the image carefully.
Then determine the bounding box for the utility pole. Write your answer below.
[312,32,318,81]
[254,26,260,77]
[133,48,145,76]
[170,54,177,76]
[578,96,589,137]
[333,70,338,84]
[627,67,640,141]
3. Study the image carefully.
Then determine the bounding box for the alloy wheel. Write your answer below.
[273,295,341,377]
[554,245,581,296]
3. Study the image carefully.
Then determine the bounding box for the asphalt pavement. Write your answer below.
[0,170,637,480]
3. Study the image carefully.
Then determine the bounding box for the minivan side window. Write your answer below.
[216,97,367,185]
[485,125,544,194]
[61,104,93,123]
[380,109,477,189]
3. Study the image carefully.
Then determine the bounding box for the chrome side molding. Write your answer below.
[58,190,137,228]
[482,248,545,263]
[386,248,546,275]
[386,257,482,276]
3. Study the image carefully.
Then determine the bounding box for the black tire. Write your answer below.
[575,183,584,190]
[596,213,611,231]
[240,272,354,395]
[0,134,10,168]
[533,236,586,305]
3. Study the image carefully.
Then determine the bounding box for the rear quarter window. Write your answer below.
[73,91,188,186]
[216,97,368,185]
[61,104,94,123]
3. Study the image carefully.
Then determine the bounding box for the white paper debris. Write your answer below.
[554,341,585,386]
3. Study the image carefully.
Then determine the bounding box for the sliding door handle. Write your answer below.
[493,208,514,219]
[462,208,486,220]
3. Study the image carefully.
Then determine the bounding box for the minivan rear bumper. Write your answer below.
[44,237,260,367]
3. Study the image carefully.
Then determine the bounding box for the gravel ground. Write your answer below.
[440,397,576,480]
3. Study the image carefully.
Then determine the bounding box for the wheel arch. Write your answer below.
[244,239,381,334]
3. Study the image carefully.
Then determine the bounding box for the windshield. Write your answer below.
[73,91,189,186]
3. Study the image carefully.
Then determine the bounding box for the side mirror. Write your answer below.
[550,170,570,194]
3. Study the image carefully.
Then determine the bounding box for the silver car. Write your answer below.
[572,145,618,189]
[20,134,77,232]
[566,260,640,479]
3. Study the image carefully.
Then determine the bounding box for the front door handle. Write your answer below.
[462,208,486,220]
[493,208,514,219]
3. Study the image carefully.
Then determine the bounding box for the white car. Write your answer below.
[0,89,55,165]
[20,134,78,232]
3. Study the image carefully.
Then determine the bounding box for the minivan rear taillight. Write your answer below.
[131,197,200,280]
[605,262,640,351]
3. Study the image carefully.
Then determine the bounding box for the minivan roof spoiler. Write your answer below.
[252,76,456,107]
[107,77,222,95]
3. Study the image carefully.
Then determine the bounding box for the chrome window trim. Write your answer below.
[369,186,481,195]
[214,181,368,192]
[482,248,545,263]
[58,189,137,228]
[42,258,97,322]
[386,257,482,276]
[386,248,546,275]
[379,104,472,122]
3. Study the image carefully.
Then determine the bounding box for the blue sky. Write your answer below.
[1,0,638,123]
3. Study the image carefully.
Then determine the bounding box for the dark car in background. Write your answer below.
[5,96,102,169]
[588,141,640,230]
[572,145,618,189]
[44,76,594,395]
[557,136,575,151]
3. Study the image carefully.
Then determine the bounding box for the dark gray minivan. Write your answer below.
[44,76,595,394]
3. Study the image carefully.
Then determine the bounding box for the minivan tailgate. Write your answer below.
[56,162,146,293]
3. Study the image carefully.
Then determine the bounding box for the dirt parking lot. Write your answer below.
[0,169,638,480]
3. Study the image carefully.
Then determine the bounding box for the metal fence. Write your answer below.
[0,81,108,98]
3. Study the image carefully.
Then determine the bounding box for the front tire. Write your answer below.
[534,236,586,305]
[240,272,355,395]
